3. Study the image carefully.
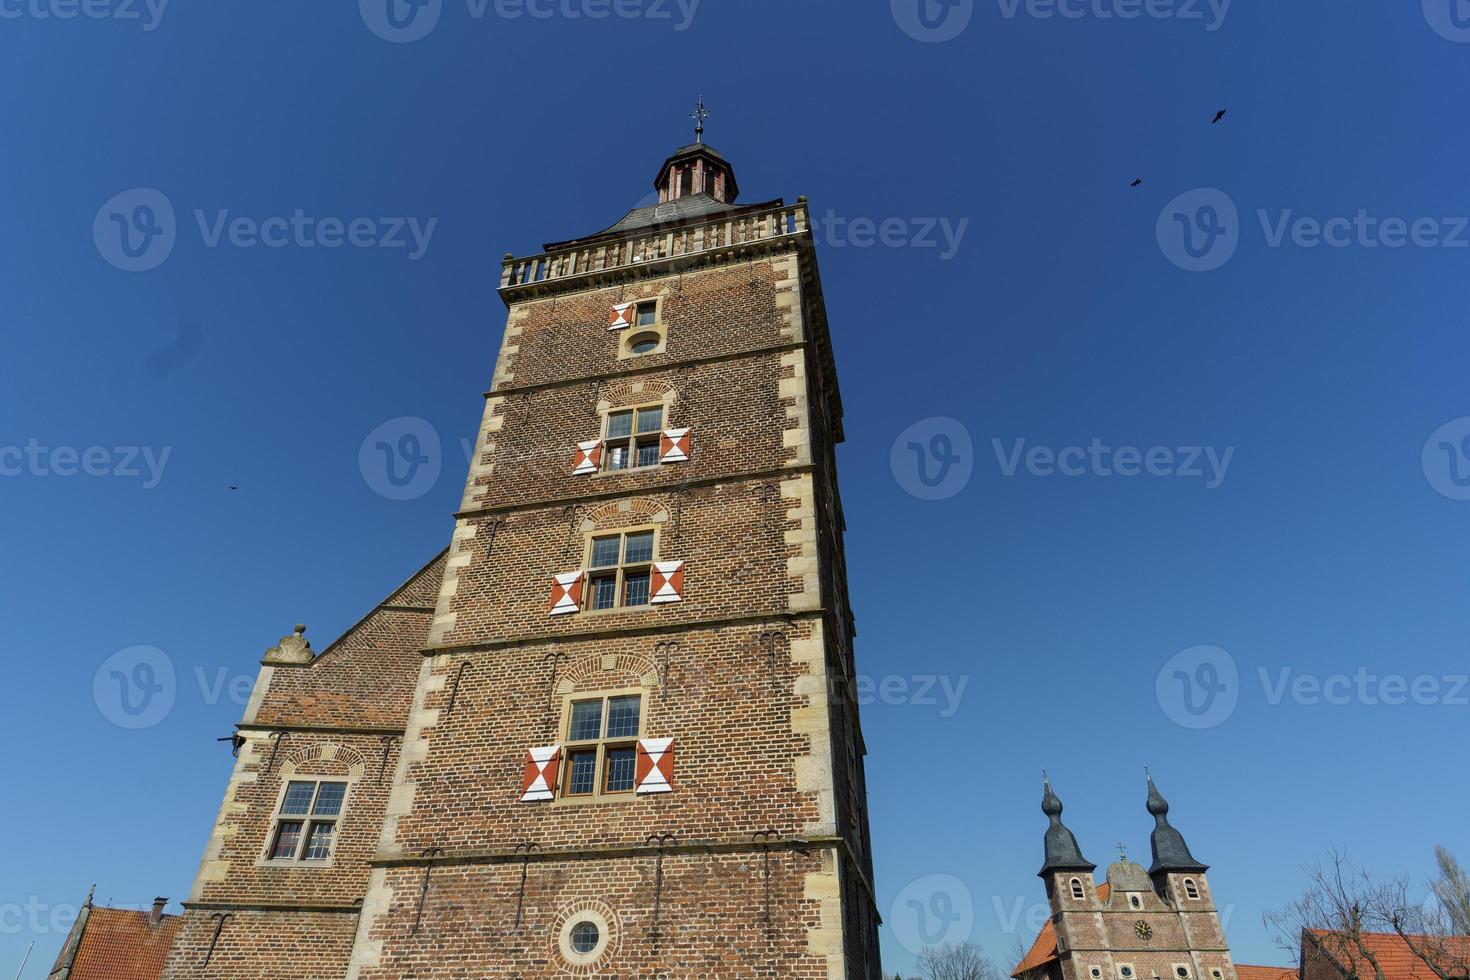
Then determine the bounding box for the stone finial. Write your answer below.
[264,624,313,665]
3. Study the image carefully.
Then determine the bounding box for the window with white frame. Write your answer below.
[1183,877,1200,900]
[267,780,347,862]
[1070,877,1086,900]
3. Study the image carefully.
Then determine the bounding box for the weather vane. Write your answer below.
[691,96,711,144]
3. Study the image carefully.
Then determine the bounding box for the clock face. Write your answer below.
[1134,920,1153,941]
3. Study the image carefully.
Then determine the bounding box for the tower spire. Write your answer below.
[1039,772,1096,877]
[691,96,711,144]
[1146,771,1208,874]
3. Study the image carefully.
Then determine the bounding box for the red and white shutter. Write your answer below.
[608,302,635,331]
[658,428,691,464]
[519,745,561,802]
[572,440,602,475]
[548,572,584,616]
[635,738,675,794]
[649,561,685,604]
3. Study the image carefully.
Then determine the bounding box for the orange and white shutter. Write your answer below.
[519,745,561,802]
[649,561,685,604]
[572,440,602,475]
[659,428,691,464]
[548,572,584,616]
[608,302,635,331]
[635,738,675,794]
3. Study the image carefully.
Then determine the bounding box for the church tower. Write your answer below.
[1017,776,1239,980]
[161,124,880,979]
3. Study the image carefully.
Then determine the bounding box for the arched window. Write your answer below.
[1183,878,1200,900]
[1070,878,1086,900]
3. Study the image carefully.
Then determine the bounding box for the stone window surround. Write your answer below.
[553,685,648,807]
[593,400,671,477]
[255,772,358,870]
[577,523,662,616]
[616,296,666,360]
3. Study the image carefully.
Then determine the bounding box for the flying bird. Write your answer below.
[1212,108,1228,125]
[1131,178,1144,187]
[227,486,239,491]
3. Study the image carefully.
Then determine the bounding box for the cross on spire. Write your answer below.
[1116,842,1129,861]
[691,96,711,144]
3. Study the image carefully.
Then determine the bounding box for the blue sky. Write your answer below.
[3,1,1469,976]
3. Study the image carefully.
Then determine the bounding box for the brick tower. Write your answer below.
[1014,776,1239,980]
[160,135,881,978]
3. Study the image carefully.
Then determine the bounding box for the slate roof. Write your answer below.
[57,906,181,980]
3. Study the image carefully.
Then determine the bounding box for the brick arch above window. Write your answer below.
[556,651,662,695]
[597,377,677,412]
[580,497,670,531]
[277,741,368,781]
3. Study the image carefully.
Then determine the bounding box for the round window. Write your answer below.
[627,331,661,354]
[570,921,600,954]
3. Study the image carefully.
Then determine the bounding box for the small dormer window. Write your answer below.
[1070,878,1086,901]
[1183,878,1200,900]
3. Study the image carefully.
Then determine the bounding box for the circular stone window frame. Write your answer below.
[558,908,611,969]
[619,326,667,359]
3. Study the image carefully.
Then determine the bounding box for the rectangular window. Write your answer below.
[566,750,598,796]
[583,530,656,612]
[636,301,658,327]
[267,780,347,863]
[561,692,644,801]
[602,405,665,471]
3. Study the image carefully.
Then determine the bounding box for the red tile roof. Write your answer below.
[66,907,181,980]
[1236,964,1298,980]
[1307,929,1470,980]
